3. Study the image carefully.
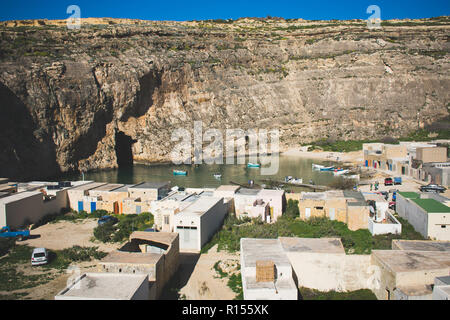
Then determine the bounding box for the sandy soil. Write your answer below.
[178,245,240,300]
[282,147,364,164]
[4,219,122,300]
[22,219,122,252]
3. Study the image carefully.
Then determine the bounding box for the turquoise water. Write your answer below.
[61,156,339,191]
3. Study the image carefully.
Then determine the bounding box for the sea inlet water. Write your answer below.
[61,156,340,191]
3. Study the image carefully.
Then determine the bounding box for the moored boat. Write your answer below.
[312,163,325,170]
[213,173,222,179]
[173,170,188,176]
[333,169,349,176]
[319,166,335,171]
[247,163,261,168]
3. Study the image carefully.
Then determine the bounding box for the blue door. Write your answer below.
[91,202,96,213]
[78,201,84,212]
[365,160,368,167]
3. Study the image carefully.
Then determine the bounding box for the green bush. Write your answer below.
[0,238,15,257]
[285,199,300,218]
[93,212,154,243]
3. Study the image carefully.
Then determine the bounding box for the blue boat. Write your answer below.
[173,170,188,176]
[247,163,261,168]
[319,166,335,171]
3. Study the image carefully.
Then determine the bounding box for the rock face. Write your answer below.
[0,17,449,180]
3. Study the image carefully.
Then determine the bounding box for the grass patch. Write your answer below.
[202,214,423,255]
[93,212,154,243]
[299,287,377,300]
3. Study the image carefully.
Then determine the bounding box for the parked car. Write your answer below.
[394,177,402,185]
[144,228,159,232]
[0,226,30,241]
[419,184,447,193]
[31,248,48,266]
[97,215,119,226]
[384,178,394,186]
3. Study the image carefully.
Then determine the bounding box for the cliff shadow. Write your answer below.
[120,69,162,122]
[115,131,136,167]
[0,82,60,180]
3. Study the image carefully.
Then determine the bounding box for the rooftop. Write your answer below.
[112,184,136,192]
[279,237,345,254]
[55,273,148,300]
[240,238,291,268]
[215,185,241,192]
[0,191,42,205]
[393,240,450,252]
[130,182,169,189]
[236,188,260,196]
[411,198,450,213]
[398,191,420,199]
[178,196,223,217]
[372,250,450,273]
[130,231,178,246]
[68,182,105,191]
[90,184,124,192]
[100,251,162,265]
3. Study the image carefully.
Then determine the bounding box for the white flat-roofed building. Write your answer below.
[55,273,149,300]
[174,196,227,252]
[240,238,298,300]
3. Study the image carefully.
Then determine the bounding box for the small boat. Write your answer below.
[213,173,222,179]
[289,178,303,185]
[173,170,188,176]
[312,164,325,170]
[247,163,261,168]
[333,169,349,176]
[319,166,335,171]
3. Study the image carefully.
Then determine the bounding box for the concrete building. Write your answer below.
[397,192,450,240]
[174,196,228,252]
[55,273,149,300]
[279,237,373,292]
[371,250,450,300]
[67,181,107,213]
[128,182,170,201]
[286,190,370,231]
[0,181,87,228]
[213,185,240,213]
[234,188,285,223]
[392,239,450,251]
[364,193,401,235]
[416,147,448,164]
[151,191,200,232]
[99,231,179,299]
[240,238,298,300]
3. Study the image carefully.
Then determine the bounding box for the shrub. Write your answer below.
[0,238,15,257]
[285,199,300,218]
[328,177,357,190]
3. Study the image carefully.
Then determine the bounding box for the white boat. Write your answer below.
[333,169,349,176]
[288,178,303,185]
[213,173,222,179]
[312,164,325,170]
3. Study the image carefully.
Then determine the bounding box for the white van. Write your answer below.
[31,248,48,266]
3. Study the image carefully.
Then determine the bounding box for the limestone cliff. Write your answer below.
[0,17,449,179]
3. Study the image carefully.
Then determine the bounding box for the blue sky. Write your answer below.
[1,0,449,21]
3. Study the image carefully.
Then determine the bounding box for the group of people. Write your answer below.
[370,181,379,191]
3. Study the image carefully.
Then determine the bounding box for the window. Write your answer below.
[441,225,446,229]
[164,215,169,225]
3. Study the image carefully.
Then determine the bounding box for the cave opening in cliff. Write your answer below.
[115,131,135,168]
